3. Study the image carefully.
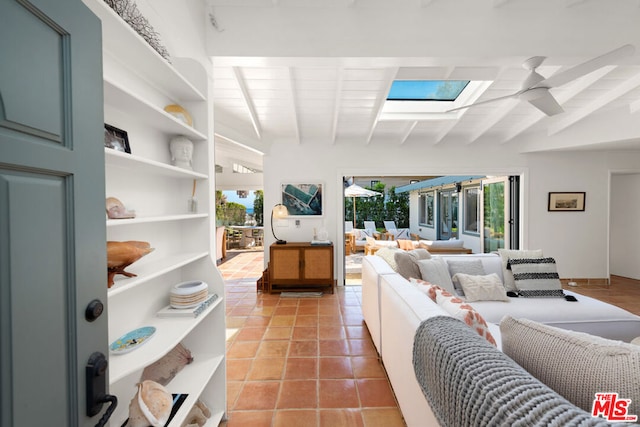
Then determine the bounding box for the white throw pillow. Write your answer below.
[416,258,456,295]
[498,249,543,291]
[453,273,510,302]
[447,259,487,294]
[375,246,400,271]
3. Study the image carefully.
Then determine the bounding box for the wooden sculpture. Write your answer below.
[107,241,154,287]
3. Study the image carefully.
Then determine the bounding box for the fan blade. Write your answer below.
[446,92,519,113]
[537,44,635,89]
[521,87,564,116]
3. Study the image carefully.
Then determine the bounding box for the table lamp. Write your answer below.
[271,203,289,244]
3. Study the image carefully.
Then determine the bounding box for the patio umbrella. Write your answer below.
[344,184,382,227]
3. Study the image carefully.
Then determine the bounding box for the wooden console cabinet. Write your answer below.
[269,242,335,294]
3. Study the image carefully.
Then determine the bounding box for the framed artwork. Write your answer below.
[281,182,323,217]
[104,124,131,154]
[548,192,586,212]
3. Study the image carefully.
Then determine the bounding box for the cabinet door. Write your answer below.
[271,248,301,280]
[303,247,332,280]
[0,1,106,425]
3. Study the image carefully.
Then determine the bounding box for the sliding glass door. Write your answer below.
[438,190,458,240]
[481,177,508,253]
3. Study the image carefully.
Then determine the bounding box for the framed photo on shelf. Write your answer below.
[548,192,586,212]
[104,124,131,154]
[281,182,323,217]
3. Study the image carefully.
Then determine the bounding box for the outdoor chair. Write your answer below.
[363,221,381,239]
[383,220,410,240]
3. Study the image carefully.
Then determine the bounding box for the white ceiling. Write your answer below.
[208,0,640,160]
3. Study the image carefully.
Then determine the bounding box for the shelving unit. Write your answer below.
[83,0,226,425]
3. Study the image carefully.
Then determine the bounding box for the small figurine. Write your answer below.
[107,241,154,287]
[169,136,194,170]
[106,197,136,219]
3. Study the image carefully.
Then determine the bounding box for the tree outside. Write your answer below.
[344,182,409,230]
[216,190,246,225]
[253,190,264,226]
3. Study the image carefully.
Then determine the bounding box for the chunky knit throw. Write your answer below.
[412,316,630,427]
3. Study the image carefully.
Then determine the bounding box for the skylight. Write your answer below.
[387,80,470,102]
[380,79,493,121]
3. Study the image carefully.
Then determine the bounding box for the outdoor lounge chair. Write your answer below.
[363,221,381,239]
[383,220,410,240]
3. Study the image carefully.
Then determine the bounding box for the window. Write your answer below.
[419,191,435,227]
[387,80,470,101]
[463,186,480,234]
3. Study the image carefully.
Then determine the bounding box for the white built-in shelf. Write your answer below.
[108,251,210,297]
[105,148,208,179]
[84,0,205,102]
[104,79,207,141]
[163,355,224,427]
[107,213,209,228]
[108,297,223,383]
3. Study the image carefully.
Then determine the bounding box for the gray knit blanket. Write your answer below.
[412,316,634,427]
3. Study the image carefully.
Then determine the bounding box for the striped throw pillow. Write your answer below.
[508,257,564,297]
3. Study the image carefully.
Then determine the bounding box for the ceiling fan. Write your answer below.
[448,44,636,117]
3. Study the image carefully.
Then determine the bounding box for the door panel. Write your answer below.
[0,170,70,425]
[0,0,106,425]
[0,1,65,140]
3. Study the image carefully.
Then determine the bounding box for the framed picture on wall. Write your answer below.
[548,192,586,212]
[104,124,131,154]
[281,182,323,217]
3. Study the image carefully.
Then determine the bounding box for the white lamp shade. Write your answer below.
[273,204,289,219]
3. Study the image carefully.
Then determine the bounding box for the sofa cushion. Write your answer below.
[375,246,401,271]
[397,239,415,250]
[509,257,564,297]
[420,239,465,249]
[500,315,640,415]
[433,287,497,346]
[453,273,509,302]
[416,258,456,295]
[394,248,431,280]
[498,249,543,291]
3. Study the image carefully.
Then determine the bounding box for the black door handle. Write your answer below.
[86,352,118,427]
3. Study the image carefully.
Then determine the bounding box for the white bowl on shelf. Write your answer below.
[170,280,209,308]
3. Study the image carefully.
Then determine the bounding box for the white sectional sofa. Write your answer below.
[362,253,640,427]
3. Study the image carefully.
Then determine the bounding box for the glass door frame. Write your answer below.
[481,176,510,253]
[438,189,459,240]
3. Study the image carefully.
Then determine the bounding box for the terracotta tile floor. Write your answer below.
[563,275,640,316]
[217,249,640,426]
[218,249,405,427]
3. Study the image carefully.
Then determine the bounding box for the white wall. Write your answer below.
[610,173,640,280]
[263,142,640,284]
